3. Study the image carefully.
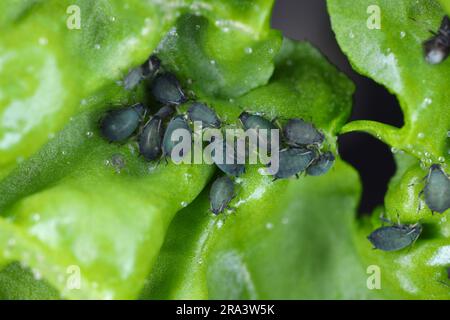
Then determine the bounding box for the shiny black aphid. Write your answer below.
[368,223,422,252]
[209,176,235,215]
[139,117,164,161]
[100,103,145,142]
[212,140,246,177]
[124,55,161,90]
[306,151,335,176]
[421,164,450,213]
[188,102,221,128]
[423,16,450,65]
[272,148,316,180]
[283,118,324,147]
[152,73,187,105]
[162,115,191,158]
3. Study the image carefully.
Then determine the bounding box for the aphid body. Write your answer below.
[368,223,422,252]
[283,118,324,147]
[212,139,245,177]
[162,115,191,159]
[272,147,316,179]
[100,103,145,142]
[152,73,187,105]
[422,164,450,213]
[306,151,335,176]
[188,102,221,128]
[210,176,235,215]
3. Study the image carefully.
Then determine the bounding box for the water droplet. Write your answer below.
[94,44,101,50]
[349,31,355,39]
[423,97,432,106]
[244,47,253,54]
[266,222,273,230]
[32,268,42,280]
[229,98,235,103]
[180,201,188,207]
[210,60,216,65]
[400,31,406,38]
[38,37,48,46]
[86,131,94,138]
[32,213,41,222]
[391,147,398,154]
[268,48,274,54]
[222,27,230,33]
[110,16,116,22]
[417,133,425,139]
[61,150,67,156]
[195,24,201,30]
[197,259,203,265]
[281,217,289,225]
[216,220,224,229]
[439,156,445,162]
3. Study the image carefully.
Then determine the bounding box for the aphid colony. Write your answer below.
[99,55,336,216]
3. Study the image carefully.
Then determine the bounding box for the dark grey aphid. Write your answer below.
[152,73,187,105]
[209,176,235,215]
[421,164,450,213]
[100,103,145,142]
[306,151,335,176]
[283,118,324,147]
[239,112,278,149]
[162,115,191,158]
[367,223,422,252]
[139,117,164,161]
[212,140,246,177]
[272,148,316,180]
[124,55,161,90]
[154,105,175,120]
[423,16,450,65]
[188,102,221,128]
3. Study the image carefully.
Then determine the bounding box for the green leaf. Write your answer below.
[141,39,374,299]
[328,0,450,299]
[0,0,281,299]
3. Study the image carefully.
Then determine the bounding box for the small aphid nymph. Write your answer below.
[209,176,235,215]
[423,16,450,65]
[139,117,164,161]
[421,164,450,213]
[100,103,145,142]
[124,55,161,90]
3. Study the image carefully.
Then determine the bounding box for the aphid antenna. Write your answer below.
[437,280,450,288]
[408,16,438,36]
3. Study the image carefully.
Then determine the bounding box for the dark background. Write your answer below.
[271,0,404,214]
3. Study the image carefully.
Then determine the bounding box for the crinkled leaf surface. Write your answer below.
[140,40,377,299]
[0,0,282,299]
[328,0,450,298]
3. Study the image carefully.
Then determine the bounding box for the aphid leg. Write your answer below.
[437,280,450,288]
[295,173,300,179]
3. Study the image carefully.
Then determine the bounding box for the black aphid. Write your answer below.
[212,139,246,177]
[154,105,175,120]
[100,103,145,142]
[306,151,335,176]
[367,222,422,252]
[152,73,187,105]
[283,118,324,147]
[239,112,278,149]
[188,102,221,128]
[162,115,191,159]
[139,117,164,161]
[272,147,316,180]
[420,164,450,213]
[209,176,235,215]
[423,16,450,65]
[124,55,161,90]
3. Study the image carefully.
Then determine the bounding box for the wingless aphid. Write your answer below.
[209,176,236,215]
[162,115,191,159]
[124,55,161,90]
[152,73,187,105]
[188,102,221,128]
[100,103,146,142]
[423,15,450,65]
[272,147,316,180]
[212,139,245,177]
[420,164,450,213]
[306,151,335,176]
[367,221,422,252]
[283,118,324,147]
[239,112,278,149]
